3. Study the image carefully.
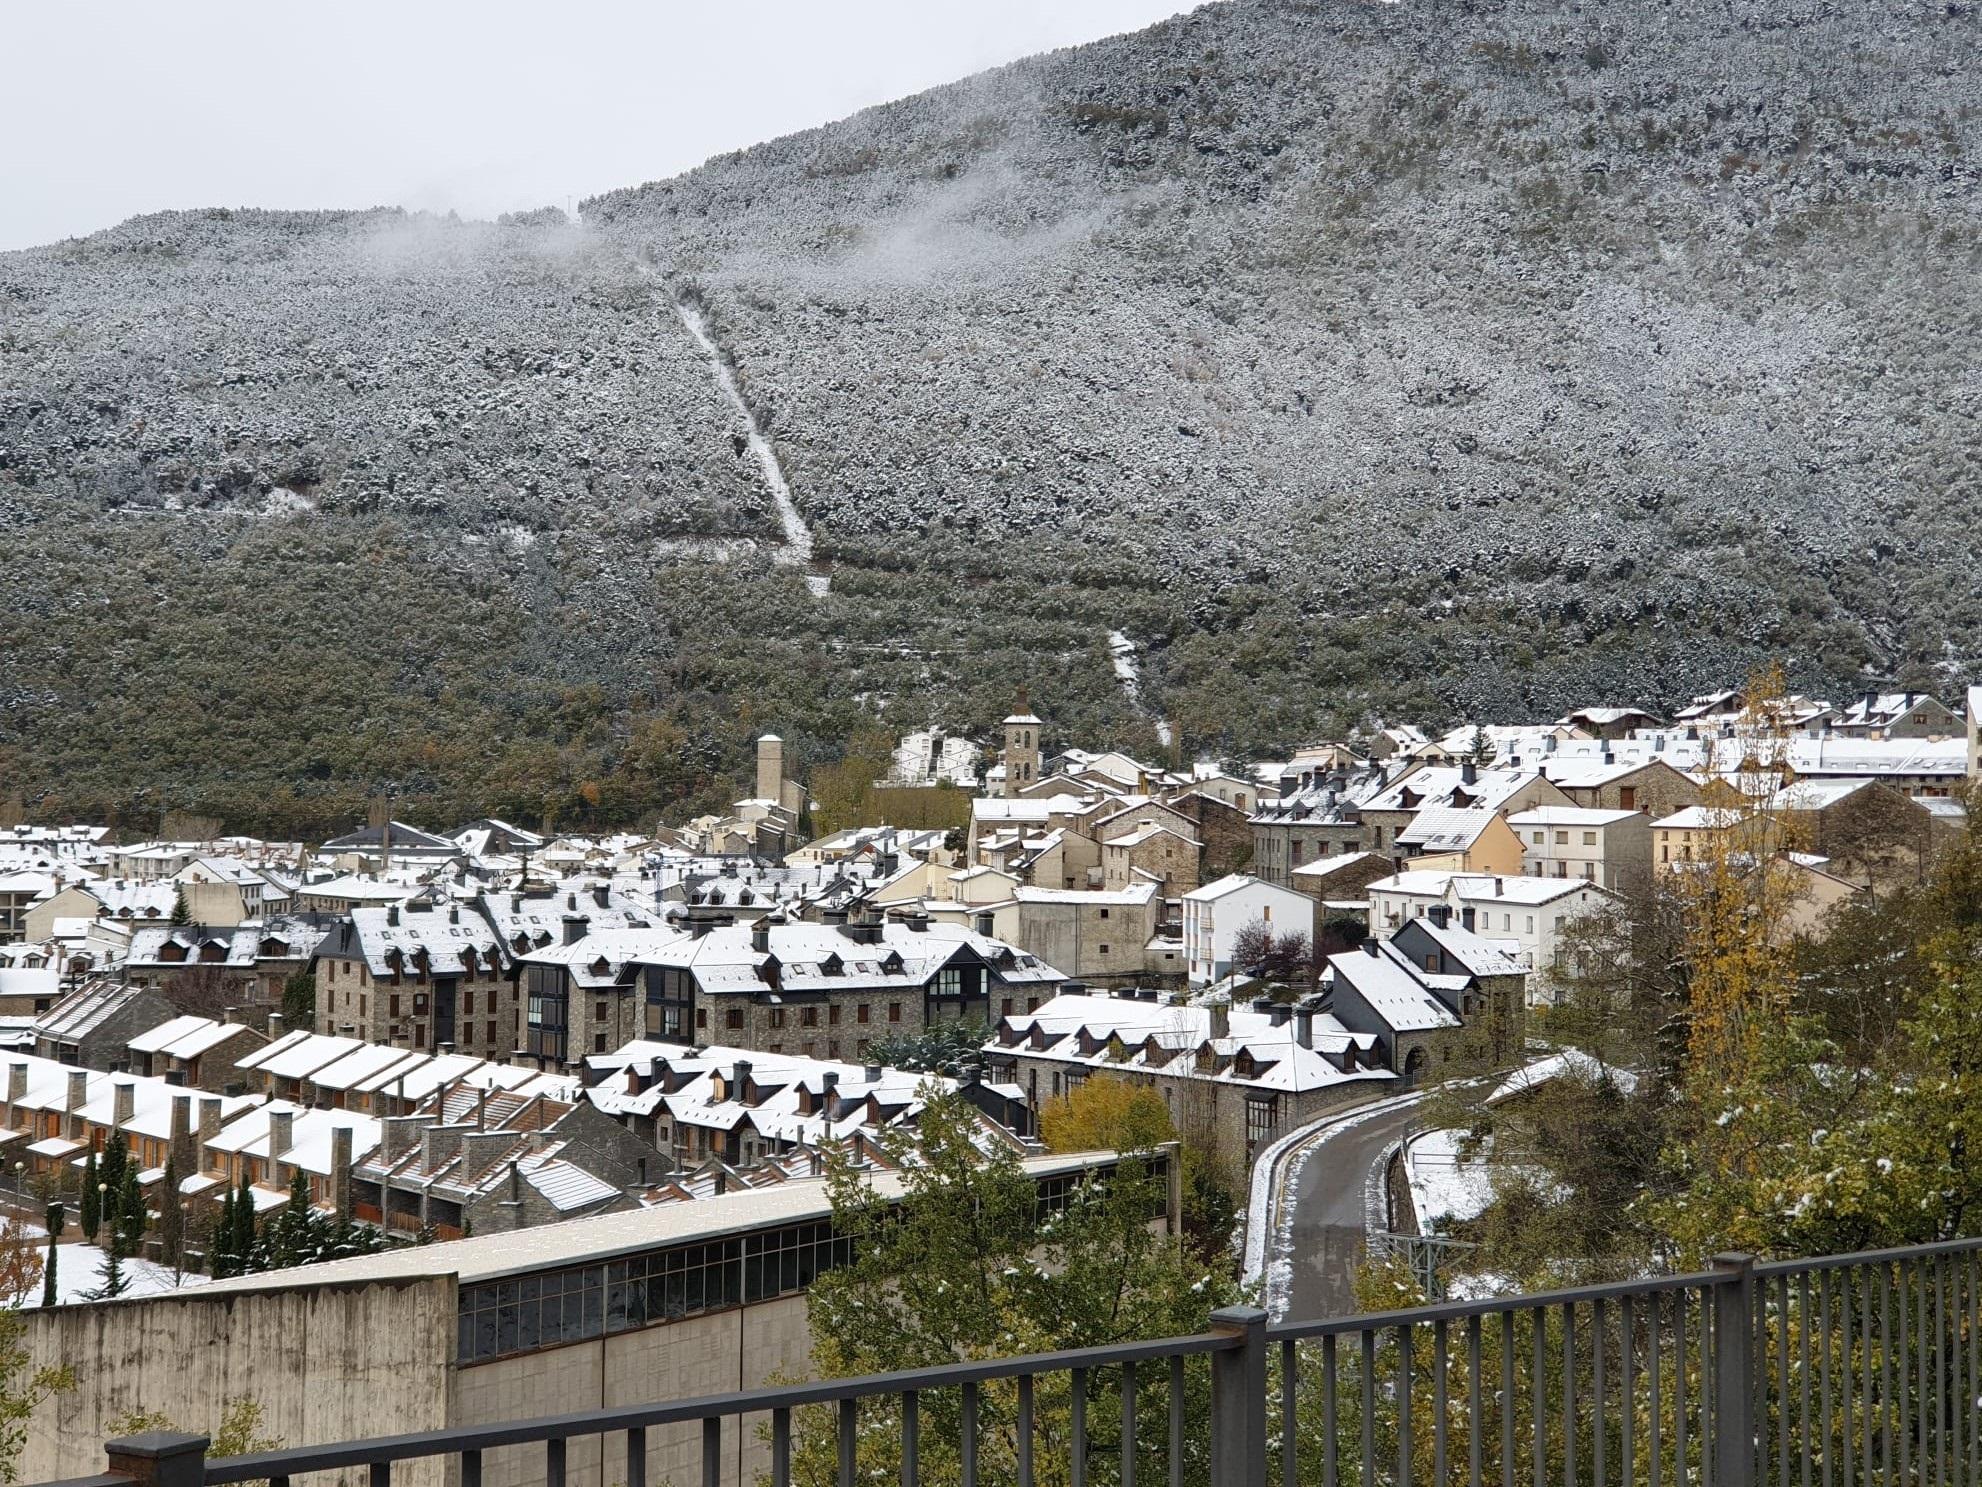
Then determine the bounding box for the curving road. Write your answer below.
[1266,1094,1426,1324]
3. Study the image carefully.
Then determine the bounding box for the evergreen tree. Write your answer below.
[158,1159,184,1272]
[78,1152,99,1241]
[169,887,190,926]
[116,1165,145,1259]
[231,1170,257,1269]
[40,1202,61,1309]
[209,1190,235,1277]
[98,1130,129,1227]
[90,1244,128,1300]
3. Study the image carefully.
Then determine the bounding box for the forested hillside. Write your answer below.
[3,0,1977,834]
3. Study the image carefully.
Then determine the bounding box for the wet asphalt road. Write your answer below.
[1274,1097,1425,1324]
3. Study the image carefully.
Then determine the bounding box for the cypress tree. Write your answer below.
[41,1202,61,1308]
[79,1151,99,1240]
[99,1130,128,1222]
[232,1169,257,1269]
[211,1188,235,1276]
[159,1158,184,1271]
[117,1164,145,1259]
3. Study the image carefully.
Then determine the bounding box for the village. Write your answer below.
[2,681,1978,1480]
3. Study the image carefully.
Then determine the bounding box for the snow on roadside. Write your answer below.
[1402,1127,1496,1228]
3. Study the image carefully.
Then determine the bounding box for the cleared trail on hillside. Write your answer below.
[671,297,827,594]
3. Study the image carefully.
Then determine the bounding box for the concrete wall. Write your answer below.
[25,1276,456,1487]
[453,1293,813,1487]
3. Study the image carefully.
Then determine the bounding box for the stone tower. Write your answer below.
[1001,689,1042,795]
[756,734,785,803]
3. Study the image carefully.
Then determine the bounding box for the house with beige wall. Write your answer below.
[1506,807,1652,895]
[1395,808,1525,876]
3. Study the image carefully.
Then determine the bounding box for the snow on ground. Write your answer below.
[1487,1048,1638,1105]
[1402,1127,1496,1228]
[1107,630,1174,748]
[14,1230,209,1308]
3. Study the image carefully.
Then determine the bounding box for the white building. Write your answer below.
[1504,807,1651,893]
[1180,874,1315,985]
[1364,871,1615,1000]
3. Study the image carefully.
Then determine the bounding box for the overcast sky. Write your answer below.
[1,1,1190,253]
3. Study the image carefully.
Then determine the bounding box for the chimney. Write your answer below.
[65,1069,87,1114]
[905,911,930,933]
[863,1062,883,1084]
[1493,877,1504,897]
[461,1129,512,1182]
[1428,904,1451,930]
[750,920,770,954]
[1362,937,1381,957]
[6,1062,26,1104]
[112,1078,135,1130]
[448,905,460,925]
[169,1092,195,1174]
[268,1011,285,1039]
[1063,981,1090,998]
[422,1122,468,1171]
[387,904,399,926]
[562,913,590,947]
[1294,1009,1314,1050]
[1460,761,1477,785]
[1207,999,1230,1042]
[1460,907,1477,932]
[566,892,577,911]
[197,1095,224,1150]
[269,1108,295,1165]
[821,1070,839,1111]
[330,1125,353,1221]
[382,1113,433,1163]
[592,884,609,909]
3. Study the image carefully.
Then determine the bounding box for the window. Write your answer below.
[1582,831,1597,846]
[1531,831,1543,845]
[487,1020,497,1047]
[1619,786,1637,809]
[857,1003,870,1024]
[1001,998,1014,1018]
[889,1003,902,1023]
[1099,944,1109,955]
[696,1008,708,1028]
[390,994,401,1018]
[1554,831,1569,846]
[593,1031,607,1053]
[802,1006,818,1027]
[464,991,475,1015]
[1245,1097,1279,1153]
[1525,916,1535,933]
[829,1004,842,1025]
[725,1009,744,1030]
[769,1008,786,1028]
[1099,907,1111,921]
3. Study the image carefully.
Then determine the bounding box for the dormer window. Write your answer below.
[881,951,905,975]
[820,952,844,977]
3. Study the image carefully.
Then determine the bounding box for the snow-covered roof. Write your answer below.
[1328,944,1461,1034]
[1504,806,1643,827]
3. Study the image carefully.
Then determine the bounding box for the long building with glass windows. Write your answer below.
[23,1149,1163,1487]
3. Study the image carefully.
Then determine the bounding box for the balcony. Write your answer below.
[49,1238,1982,1487]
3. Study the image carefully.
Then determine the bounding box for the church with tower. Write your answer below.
[990,689,1043,798]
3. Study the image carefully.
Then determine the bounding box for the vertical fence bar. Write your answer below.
[768,1411,787,1487]
[701,1418,719,1487]
[1282,1341,1297,1487]
[1597,1299,1609,1487]
[1168,1355,1184,1487]
[626,1426,648,1487]
[1436,1317,1451,1487]
[1072,1367,1088,1487]
[1842,1271,1855,1487]
[1505,1310,1519,1487]
[1566,1303,1580,1487]
[1678,1289,1690,1487]
[840,1398,858,1487]
[1018,1374,1035,1487]
[1803,1274,1815,1487]
[1124,1359,1139,1487]
[1535,1308,1550,1487]
[1361,1329,1377,1487]
[1398,1324,1414,1487]
[1902,1264,1915,1487]
[1626,1295,1639,1487]
[961,1383,978,1487]
[902,1391,920,1487]
[1782,1276,1795,1487]
[546,1437,566,1487]
[1469,1314,1484,1487]
[1820,1274,1834,1487]
[461,1449,482,1487]
[1654,1295,1666,1487]
[1323,1333,1339,1487]
[1881,1265,1894,1487]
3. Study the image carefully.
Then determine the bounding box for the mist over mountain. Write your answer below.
[3,0,1977,834]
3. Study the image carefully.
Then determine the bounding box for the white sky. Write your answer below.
[0,1,1190,253]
